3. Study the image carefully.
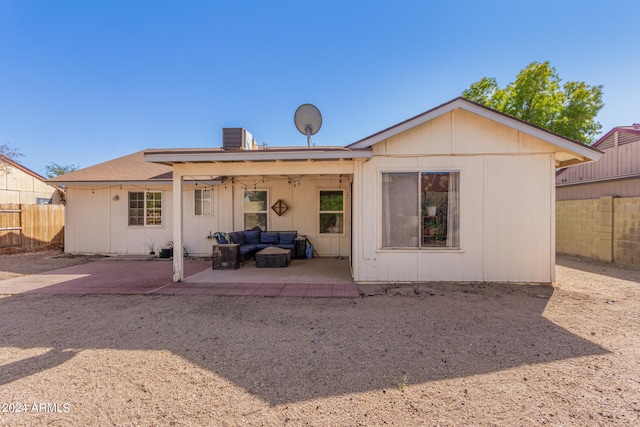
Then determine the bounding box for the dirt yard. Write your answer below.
[0,252,638,426]
[0,250,100,280]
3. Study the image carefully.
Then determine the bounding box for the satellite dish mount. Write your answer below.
[294,104,322,148]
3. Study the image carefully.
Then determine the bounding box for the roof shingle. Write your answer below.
[47,150,172,183]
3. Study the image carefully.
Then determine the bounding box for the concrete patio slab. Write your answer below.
[0,256,358,298]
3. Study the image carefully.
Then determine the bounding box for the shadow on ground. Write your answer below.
[0,282,608,405]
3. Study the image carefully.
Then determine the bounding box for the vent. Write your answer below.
[597,134,615,150]
[222,128,255,150]
[619,132,640,146]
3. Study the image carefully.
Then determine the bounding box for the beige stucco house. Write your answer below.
[0,156,62,205]
[50,98,601,283]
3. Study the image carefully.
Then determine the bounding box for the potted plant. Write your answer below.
[145,239,156,256]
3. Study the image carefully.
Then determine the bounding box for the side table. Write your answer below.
[294,237,307,259]
[212,244,240,270]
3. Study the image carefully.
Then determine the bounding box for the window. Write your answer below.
[36,198,52,205]
[244,190,267,230]
[382,172,459,248]
[194,189,212,216]
[129,191,162,226]
[319,190,344,234]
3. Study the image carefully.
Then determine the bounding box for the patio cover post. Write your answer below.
[172,171,184,282]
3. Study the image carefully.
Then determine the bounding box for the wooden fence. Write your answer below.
[0,204,64,250]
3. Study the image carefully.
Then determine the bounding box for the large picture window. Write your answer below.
[319,190,344,234]
[129,191,162,226]
[194,189,212,216]
[382,172,460,248]
[244,190,267,230]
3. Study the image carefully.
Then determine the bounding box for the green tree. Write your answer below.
[44,162,79,178]
[462,61,604,144]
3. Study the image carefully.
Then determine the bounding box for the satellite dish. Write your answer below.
[294,104,322,147]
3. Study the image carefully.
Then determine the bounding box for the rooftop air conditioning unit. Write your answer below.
[222,128,255,150]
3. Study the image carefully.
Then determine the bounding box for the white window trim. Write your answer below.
[379,170,462,251]
[318,189,345,235]
[243,189,269,230]
[128,191,163,227]
[194,188,213,217]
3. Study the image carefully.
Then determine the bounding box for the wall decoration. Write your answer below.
[271,199,289,216]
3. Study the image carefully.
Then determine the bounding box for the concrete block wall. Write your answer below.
[613,197,640,266]
[557,196,640,267]
[556,198,601,259]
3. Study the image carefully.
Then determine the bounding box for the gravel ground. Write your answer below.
[0,252,638,426]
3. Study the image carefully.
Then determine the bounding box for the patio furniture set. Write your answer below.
[212,229,308,269]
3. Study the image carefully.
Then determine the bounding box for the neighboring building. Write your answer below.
[556,125,640,266]
[556,125,640,200]
[0,156,63,205]
[50,97,600,283]
[0,157,65,250]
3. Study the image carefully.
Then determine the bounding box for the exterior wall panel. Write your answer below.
[352,106,558,283]
[385,113,453,155]
[557,177,640,200]
[483,155,552,282]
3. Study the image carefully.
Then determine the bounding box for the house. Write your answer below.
[49,97,601,283]
[0,156,62,205]
[556,125,640,266]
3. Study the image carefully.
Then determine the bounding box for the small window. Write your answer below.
[194,189,212,216]
[129,191,162,226]
[244,190,267,230]
[36,198,52,205]
[319,190,344,234]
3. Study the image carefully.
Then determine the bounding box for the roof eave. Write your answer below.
[144,148,373,164]
[45,180,175,187]
[46,178,222,187]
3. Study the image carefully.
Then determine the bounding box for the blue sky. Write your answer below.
[1,0,638,175]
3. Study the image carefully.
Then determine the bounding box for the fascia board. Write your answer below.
[144,149,372,164]
[49,179,221,187]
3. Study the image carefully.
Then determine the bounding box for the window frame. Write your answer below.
[128,191,163,227]
[380,170,461,250]
[318,189,345,235]
[243,189,268,230]
[194,188,213,217]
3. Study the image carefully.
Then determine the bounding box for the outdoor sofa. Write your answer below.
[215,229,298,262]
